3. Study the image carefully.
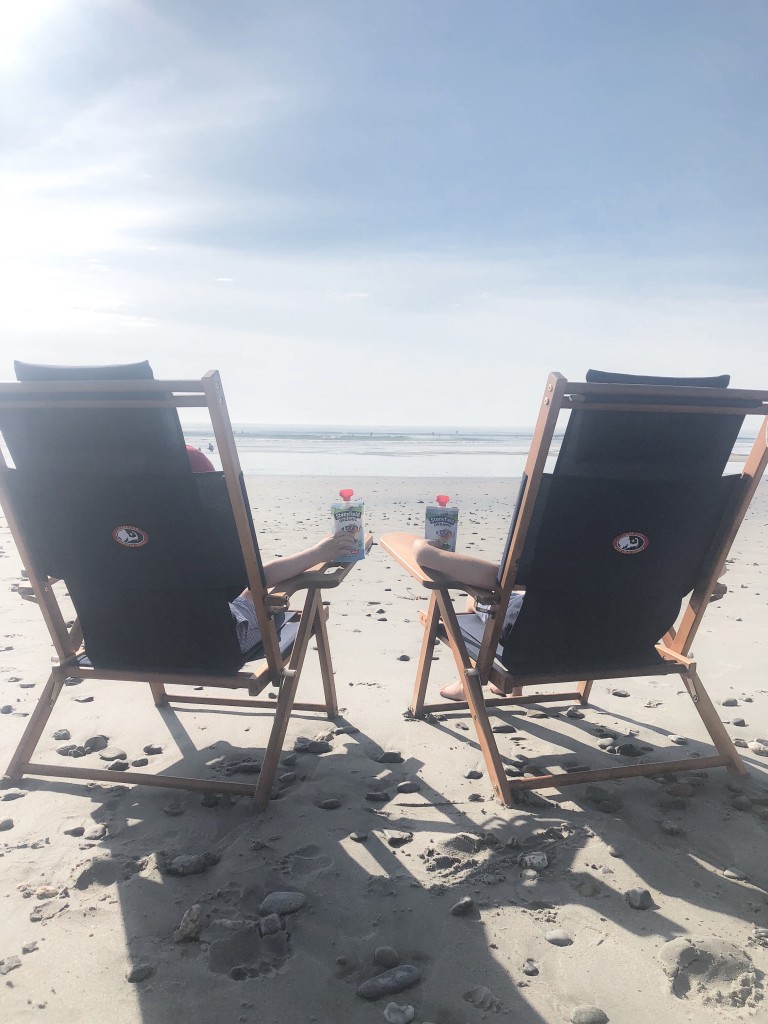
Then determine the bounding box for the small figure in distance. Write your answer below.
[411,538,524,701]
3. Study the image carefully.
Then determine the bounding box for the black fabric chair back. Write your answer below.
[2,363,257,673]
[3,360,189,475]
[500,372,746,675]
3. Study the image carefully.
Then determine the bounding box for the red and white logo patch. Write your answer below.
[112,525,149,548]
[612,532,649,555]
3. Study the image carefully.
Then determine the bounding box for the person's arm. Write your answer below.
[412,538,498,590]
[262,533,358,588]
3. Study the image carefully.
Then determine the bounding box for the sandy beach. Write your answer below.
[1,474,767,1024]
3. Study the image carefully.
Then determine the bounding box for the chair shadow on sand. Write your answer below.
[21,680,767,1024]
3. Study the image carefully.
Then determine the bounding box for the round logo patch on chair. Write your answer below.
[112,525,149,548]
[612,532,649,555]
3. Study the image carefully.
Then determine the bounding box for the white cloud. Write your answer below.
[3,243,765,425]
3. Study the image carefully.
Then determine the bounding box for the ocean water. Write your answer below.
[183,425,756,478]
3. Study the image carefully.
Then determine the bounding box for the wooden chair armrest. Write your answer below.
[379,532,500,605]
[268,533,374,604]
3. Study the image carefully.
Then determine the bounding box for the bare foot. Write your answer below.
[439,681,523,700]
[489,684,523,697]
[439,680,466,701]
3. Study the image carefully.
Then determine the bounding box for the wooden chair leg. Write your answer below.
[410,593,439,716]
[578,680,593,704]
[435,592,512,806]
[313,603,338,718]
[5,670,64,780]
[149,682,168,706]
[684,668,747,775]
[254,667,301,809]
[254,592,320,809]
[462,666,513,806]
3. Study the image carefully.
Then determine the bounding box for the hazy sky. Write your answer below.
[1,1,766,425]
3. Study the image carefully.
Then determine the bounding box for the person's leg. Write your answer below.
[229,591,263,654]
[439,593,524,700]
[439,596,479,700]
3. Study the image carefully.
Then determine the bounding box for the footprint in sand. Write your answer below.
[74,856,144,890]
[280,843,333,878]
[659,936,763,1009]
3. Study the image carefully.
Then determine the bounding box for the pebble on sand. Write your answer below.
[571,1008,609,1024]
[464,985,504,1011]
[258,913,282,937]
[126,963,155,983]
[565,706,585,718]
[375,751,404,764]
[84,735,108,752]
[374,946,400,968]
[450,896,475,916]
[545,929,573,946]
[259,891,306,916]
[519,851,549,872]
[295,737,332,754]
[0,818,13,831]
[382,829,413,847]
[161,851,220,876]
[625,888,653,910]
[383,1003,415,1024]
[0,788,25,801]
[173,904,204,943]
[356,964,421,1000]
[396,781,420,794]
[99,747,127,761]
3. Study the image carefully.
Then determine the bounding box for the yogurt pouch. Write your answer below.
[331,488,365,562]
[425,494,458,551]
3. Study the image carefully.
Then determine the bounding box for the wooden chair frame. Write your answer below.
[381,373,768,806]
[0,370,366,807]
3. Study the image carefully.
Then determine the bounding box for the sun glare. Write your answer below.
[0,0,64,68]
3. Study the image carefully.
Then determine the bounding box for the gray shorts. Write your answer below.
[229,595,286,655]
[229,595,262,654]
[475,591,524,644]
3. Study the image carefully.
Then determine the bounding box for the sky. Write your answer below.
[1,0,767,426]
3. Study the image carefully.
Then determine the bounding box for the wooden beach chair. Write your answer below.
[381,371,768,806]
[0,361,367,807]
